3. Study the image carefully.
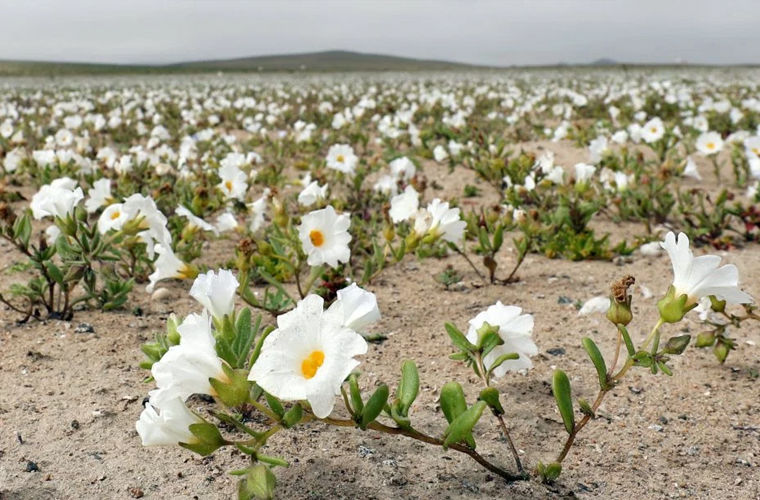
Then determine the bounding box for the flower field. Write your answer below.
[1,69,759,499]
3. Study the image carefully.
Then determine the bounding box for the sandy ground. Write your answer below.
[1,143,759,499]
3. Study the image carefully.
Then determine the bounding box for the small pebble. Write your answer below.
[151,288,172,302]
[26,461,39,472]
[74,323,95,334]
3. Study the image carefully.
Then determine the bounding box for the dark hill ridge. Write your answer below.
[0,50,488,76]
[169,50,487,71]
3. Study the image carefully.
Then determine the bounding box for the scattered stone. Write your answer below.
[460,478,479,493]
[557,296,573,304]
[629,386,643,394]
[75,323,95,334]
[70,419,80,430]
[357,445,375,458]
[382,458,398,467]
[151,287,172,302]
[26,460,39,472]
[659,416,669,425]
[546,347,566,356]
[128,487,144,498]
[648,424,664,432]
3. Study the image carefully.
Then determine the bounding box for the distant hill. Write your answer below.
[590,58,619,66]
[0,50,488,77]
[170,50,487,72]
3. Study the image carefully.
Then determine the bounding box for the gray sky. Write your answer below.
[1,0,758,66]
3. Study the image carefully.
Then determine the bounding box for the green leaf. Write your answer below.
[443,401,486,449]
[552,370,575,434]
[282,404,303,428]
[231,308,257,368]
[180,422,227,456]
[348,374,364,415]
[486,352,519,378]
[581,337,608,390]
[478,387,505,416]
[397,360,419,414]
[537,461,562,482]
[492,224,504,252]
[45,261,64,285]
[444,322,474,353]
[617,324,635,357]
[265,393,284,418]
[439,382,468,424]
[360,384,389,429]
[12,213,31,246]
[578,398,594,417]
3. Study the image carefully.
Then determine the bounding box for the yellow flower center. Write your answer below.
[309,229,325,247]
[225,180,233,192]
[110,210,121,220]
[336,154,345,163]
[706,142,715,150]
[650,127,657,133]
[301,350,325,379]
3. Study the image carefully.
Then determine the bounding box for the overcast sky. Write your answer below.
[1,0,758,66]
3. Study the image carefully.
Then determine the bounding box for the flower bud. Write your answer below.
[606,275,634,326]
[383,224,395,243]
[695,331,716,348]
[238,464,276,500]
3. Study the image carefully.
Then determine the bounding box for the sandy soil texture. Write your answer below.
[1,147,759,500]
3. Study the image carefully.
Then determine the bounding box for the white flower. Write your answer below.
[683,157,701,180]
[85,178,112,213]
[298,206,351,268]
[389,156,416,181]
[249,295,368,418]
[149,311,224,405]
[3,148,24,173]
[578,296,611,316]
[373,175,397,196]
[176,206,217,235]
[696,131,723,156]
[588,136,608,164]
[30,179,84,219]
[146,244,192,293]
[744,136,760,159]
[189,269,239,319]
[327,283,380,332]
[661,231,752,307]
[641,117,665,143]
[466,301,537,376]
[214,212,238,233]
[248,189,270,233]
[298,181,328,207]
[136,397,202,447]
[98,203,129,233]
[545,166,565,184]
[433,145,449,163]
[424,198,465,243]
[389,185,419,223]
[573,163,596,184]
[326,144,358,175]
[217,163,248,201]
[122,194,172,258]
